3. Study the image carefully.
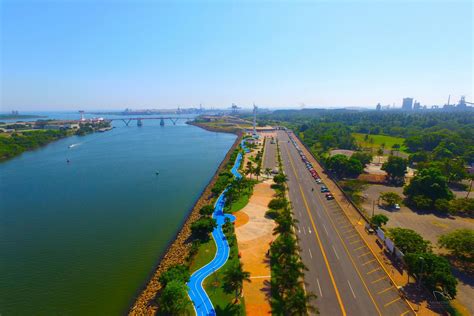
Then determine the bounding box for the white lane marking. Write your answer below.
[317,278,323,297]
[332,245,340,260]
[308,226,312,234]
[323,224,329,236]
[303,226,306,235]
[317,211,321,218]
[309,248,313,258]
[298,226,301,233]
[347,280,356,298]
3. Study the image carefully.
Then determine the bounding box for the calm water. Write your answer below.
[0,117,236,315]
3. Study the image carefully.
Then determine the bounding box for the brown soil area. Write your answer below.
[128,131,242,316]
[235,179,276,315]
[234,211,250,228]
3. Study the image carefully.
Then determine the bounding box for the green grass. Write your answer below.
[352,133,408,153]
[228,194,250,213]
[190,238,217,273]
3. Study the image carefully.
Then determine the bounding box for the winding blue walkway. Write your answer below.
[188,149,244,316]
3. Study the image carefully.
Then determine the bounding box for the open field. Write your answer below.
[353,133,408,153]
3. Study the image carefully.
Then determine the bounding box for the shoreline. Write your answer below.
[186,120,242,134]
[128,125,242,315]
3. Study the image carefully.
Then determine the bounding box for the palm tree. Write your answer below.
[265,167,272,178]
[223,262,251,303]
[273,209,298,235]
[245,161,253,179]
[285,287,318,315]
[254,166,261,181]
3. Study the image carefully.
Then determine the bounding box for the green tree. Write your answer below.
[351,151,373,166]
[273,173,287,184]
[379,192,402,207]
[438,229,474,260]
[158,280,191,315]
[222,261,251,303]
[199,205,214,216]
[381,156,408,185]
[404,167,454,209]
[254,165,261,181]
[190,217,217,240]
[273,209,298,235]
[327,154,363,178]
[159,264,190,287]
[265,167,272,178]
[404,253,457,298]
[284,286,318,315]
[387,227,431,254]
[245,161,253,179]
[268,198,288,210]
[370,214,389,228]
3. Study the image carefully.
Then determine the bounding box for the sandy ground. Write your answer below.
[361,184,474,315]
[235,179,276,315]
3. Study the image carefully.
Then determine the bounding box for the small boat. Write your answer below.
[67,159,70,163]
[155,171,160,175]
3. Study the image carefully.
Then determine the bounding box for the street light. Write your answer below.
[418,256,424,288]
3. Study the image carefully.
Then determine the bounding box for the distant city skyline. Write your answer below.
[1,0,472,111]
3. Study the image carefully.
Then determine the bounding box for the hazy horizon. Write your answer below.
[1,0,472,111]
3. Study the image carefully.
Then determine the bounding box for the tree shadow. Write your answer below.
[215,302,243,316]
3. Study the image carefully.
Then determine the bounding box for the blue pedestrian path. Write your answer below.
[188,147,245,315]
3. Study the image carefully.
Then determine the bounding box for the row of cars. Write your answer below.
[287,133,334,200]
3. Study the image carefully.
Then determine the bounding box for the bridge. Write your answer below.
[109,117,192,127]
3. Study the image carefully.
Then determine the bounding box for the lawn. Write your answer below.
[190,238,217,273]
[228,194,250,213]
[352,133,408,153]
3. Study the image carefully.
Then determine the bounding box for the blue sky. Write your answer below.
[1,0,472,110]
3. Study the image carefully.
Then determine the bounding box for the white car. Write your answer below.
[393,204,401,211]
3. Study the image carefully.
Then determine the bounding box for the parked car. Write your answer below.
[315,179,322,184]
[326,194,334,200]
[321,186,329,193]
[393,204,401,211]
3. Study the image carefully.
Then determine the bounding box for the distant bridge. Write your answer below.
[109,117,192,127]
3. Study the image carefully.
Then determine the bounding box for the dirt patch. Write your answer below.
[234,211,250,228]
[235,179,276,315]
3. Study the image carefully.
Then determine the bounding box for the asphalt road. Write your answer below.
[263,137,277,170]
[277,131,414,316]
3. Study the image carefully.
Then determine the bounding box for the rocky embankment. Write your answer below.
[128,130,242,316]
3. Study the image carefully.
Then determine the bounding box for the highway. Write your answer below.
[277,130,414,316]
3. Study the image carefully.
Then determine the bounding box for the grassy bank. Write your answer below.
[352,132,408,153]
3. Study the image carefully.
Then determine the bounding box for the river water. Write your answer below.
[0,114,236,315]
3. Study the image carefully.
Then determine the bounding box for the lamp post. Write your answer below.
[418,256,424,288]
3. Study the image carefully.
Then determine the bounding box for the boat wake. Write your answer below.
[68,143,81,149]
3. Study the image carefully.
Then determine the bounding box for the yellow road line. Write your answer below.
[358,251,371,258]
[284,144,347,316]
[305,161,383,315]
[354,245,366,251]
[291,135,418,315]
[384,297,402,307]
[400,310,411,316]
[372,276,388,284]
[362,259,377,266]
[367,267,381,275]
[377,287,393,295]
[346,234,359,240]
[350,239,362,245]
